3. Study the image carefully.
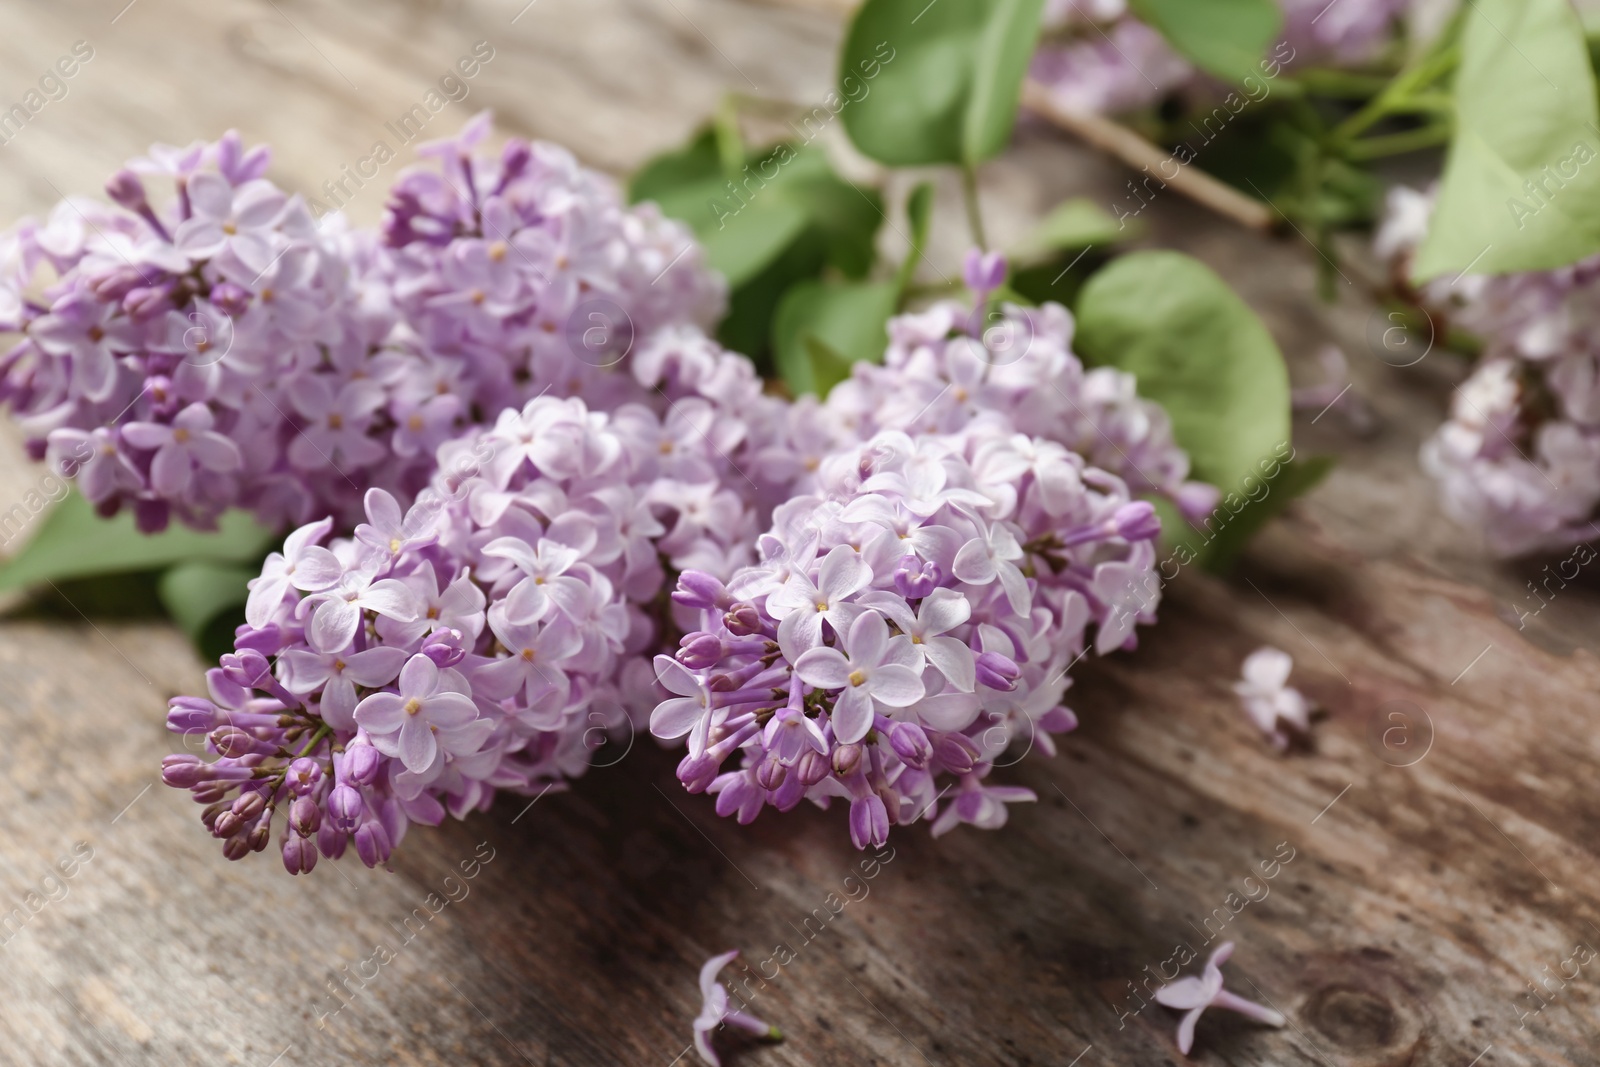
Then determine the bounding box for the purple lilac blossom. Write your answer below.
[4,117,725,533]
[1376,186,1600,556]
[162,388,767,871]
[651,423,1164,848]
[1029,0,1406,118]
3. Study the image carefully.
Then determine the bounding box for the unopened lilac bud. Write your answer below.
[328,784,365,831]
[1176,481,1222,523]
[220,649,273,690]
[282,831,317,875]
[290,795,322,836]
[246,817,271,853]
[888,721,932,767]
[105,169,148,211]
[192,781,229,805]
[421,629,467,668]
[874,783,902,824]
[1112,501,1161,542]
[499,139,532,186]
[932,732,979,774]
[212,810,242,839]
[677,751,719,793]
[210,725,273,758]
[231,790,266,820]
[353,819,391,868]
[166,697,218,735]
[317,819,347,860]
[341,744,381,787]
[677,632,722,670]
[161,754,210,788]
[233,624,282,655]
[962,247,1007,296]
[222,833,252,861]
[286,757,322,796]
[122,283,174,323]
[209,282,251,318]
[975,651,1021,691]
[671,570,727,611]
[756,758,788,791]
[89,265,146,301]
[893,556,942,599]
[832,743,863,777]
[796,748,830,786]
[722,603,762,636]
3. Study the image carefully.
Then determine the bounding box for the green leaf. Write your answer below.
[840,0,1044,166]
[962,0,1048,164]
[1184,456,1334,573]
[0,492,277,595]
[632,129,883,362]
[773,279,900,397]
[1127,0,1282,85]
[1413,0,1600,279]
[1010,198,1136,264]
[894,181,936,295]
[158,561,256,644]
[1073,251,1291,494]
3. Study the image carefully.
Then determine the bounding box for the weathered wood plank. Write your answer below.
[0,2,1598,1066]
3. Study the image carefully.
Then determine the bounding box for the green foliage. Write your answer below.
[1073,251,1291,495]
[0,492,276,594]
[1414,0,1600,279]
[1127,0,1282,85]
[1184,455,1334,573]
[159,561,256,653]
[839,0,1044,167]
[630,128,883,363]
[1011,198,1135,262]
[773,280,900,397]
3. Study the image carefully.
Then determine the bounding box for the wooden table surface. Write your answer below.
[2,2,1598,1065]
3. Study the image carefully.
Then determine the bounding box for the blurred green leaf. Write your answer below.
[840,0,1044,166]
[773,279,900,397]
[1128,0,1283,85]
[1414,0,1600,278]
[1187,455,1334,573]
[1011,198,1135,264]
[158,561,255,645]
[895,181,936,294]
[0,492,276,595]
[1074,251,1291,494]
[963,0,1048,164]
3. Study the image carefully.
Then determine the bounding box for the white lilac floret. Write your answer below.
[651,424,1163,848]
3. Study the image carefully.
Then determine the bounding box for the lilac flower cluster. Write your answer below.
[653,424,1163,848]
[815,291,1219,522]
[162,381,770,871]
[0,116,723,532]
[1030,0,1407,117]
[1377,186,1600,555]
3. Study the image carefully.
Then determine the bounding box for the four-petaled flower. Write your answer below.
[1154,941,1285,1055]
[353,653,489,773]
[767,544,872,652]
[122,403,244,497]
[1233,646,1311,752]
[793,610,925,744]
[692,950,781,1067]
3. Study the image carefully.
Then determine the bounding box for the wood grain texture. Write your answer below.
[0,1,1598,1065]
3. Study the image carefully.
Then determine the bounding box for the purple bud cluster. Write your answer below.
[1377,186,1600,555]
[0,114,723,533]
[163,381,769,872]
[651,424,1163,848]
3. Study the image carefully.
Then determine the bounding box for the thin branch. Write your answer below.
[1021,81,1277,234]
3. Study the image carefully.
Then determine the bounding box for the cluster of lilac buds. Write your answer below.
[1377,186,1600,555]
[0,116,724,532]
[1029,0,1407,118]
[162,386,767,871]
[652,424,1163,848]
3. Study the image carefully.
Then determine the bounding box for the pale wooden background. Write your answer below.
[0,2,1597,1065]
